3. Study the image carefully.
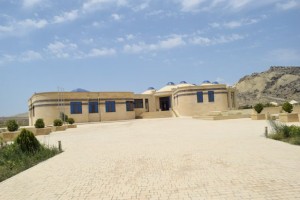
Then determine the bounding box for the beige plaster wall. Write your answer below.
[173,85,231,116]
[29,92,136,125]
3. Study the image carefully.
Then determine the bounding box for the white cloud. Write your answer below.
[210,17,262,29]
[46,40,116,59]
[0,18,48,37]
[116,37,125,42]
[227,0,252,10]
[126,34,135,40]
[18,19,48,29]
[223,18,259,29]
[22,0,43,9]
[87,48,116,57]
[0,54,15,65]
[179,0,207,12]
[20,50,42,62]
[53,10,79,24]
[111,13,122,21]
[189,36,211,46]
[83,0,128,11]
[123,35,185,53]
[47,41,79,58]
[276,0,299,10]
[190,34,244,46]
[132,2,149,12]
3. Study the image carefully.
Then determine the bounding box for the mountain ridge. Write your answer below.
[235,66,300,106]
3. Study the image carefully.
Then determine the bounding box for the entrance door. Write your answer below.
[159,97,170,111]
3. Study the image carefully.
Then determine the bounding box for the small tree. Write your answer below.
[53,119,63,127]
[254,103,264,114]
[67,118,75,125]
[282,102,293,113]
[34,118,45,128]
[6,119,19,132]
[15,129,40,153]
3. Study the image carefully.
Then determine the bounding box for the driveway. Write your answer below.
[1,118,300,200]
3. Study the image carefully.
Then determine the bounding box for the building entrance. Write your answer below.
[159,97,170,111]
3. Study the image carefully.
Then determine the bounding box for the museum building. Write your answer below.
[28,81,237,125]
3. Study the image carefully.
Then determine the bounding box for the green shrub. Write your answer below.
[15,129,40,154]
[282,102,293,113]
[67,118,75,125]
[289,125,300,137]
[289,137,300,145]
[254,103,264,114]
[60,112,68,122]
[280,125,290,138]
[6,120,19,132]
[34,118,45,128]
[53,119,63,126]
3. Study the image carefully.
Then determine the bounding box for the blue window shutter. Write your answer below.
[208,91,214,102]
[105,101,108,112]
[70,103,74,114]
[197,92,203,103]
[112,101,116,112]
[95,103,98,113]
[79,102,82,113]
[88,102,91,113]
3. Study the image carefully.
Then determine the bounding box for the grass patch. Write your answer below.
[268,120,300,145]
[0,141,61,182]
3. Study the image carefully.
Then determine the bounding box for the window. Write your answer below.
[126,101,134,111]
[70,102,82,114]
[197,92,203,103]
[105,101,116,112]
[134,99,143,108]
[208,91,214,102]
[89,102,98,113]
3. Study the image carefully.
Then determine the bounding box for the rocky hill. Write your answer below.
[235,66,300,106]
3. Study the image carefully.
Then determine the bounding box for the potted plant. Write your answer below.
[52,119,67,132]
[1,120,21,142]
[31,119,52,135]
[67,118,77,128]
[251,103,265,120]
[279,102,299,122]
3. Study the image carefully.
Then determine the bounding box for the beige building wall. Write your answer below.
[173,85,232,116]
[28,84,238,124]
[29,92,136,126]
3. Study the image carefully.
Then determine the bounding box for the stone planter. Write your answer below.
[67,124,77,128]
[0,131,21,142]
[25,127,52,136]
[251,113,265,120]
[35,127,52,136]
[279,113,299,122]
[52,125,67,132]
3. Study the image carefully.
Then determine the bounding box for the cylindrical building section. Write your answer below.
[173,84,230,116]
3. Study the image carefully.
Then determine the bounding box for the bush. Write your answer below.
[254,103,264,114]
[60,112,68,122]
[53,119,63,126]
[15,129,40,154]
[282,102,293,113]
[67,118,75,125]
[6,120,19,132]
[289,125,300,137]
[0,142,60,182]
[34,118,45,129]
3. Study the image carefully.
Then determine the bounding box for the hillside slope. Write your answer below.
[235,66,300,106]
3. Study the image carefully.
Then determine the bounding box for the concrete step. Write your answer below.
[140,111,173,119]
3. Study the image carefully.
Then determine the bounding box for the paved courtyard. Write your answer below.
[1,118,300,200]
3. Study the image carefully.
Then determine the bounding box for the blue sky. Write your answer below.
[0,0,300,116]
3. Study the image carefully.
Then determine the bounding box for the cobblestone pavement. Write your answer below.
[1,118,300,200]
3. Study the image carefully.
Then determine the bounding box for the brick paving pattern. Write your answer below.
[0,118,300,200]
